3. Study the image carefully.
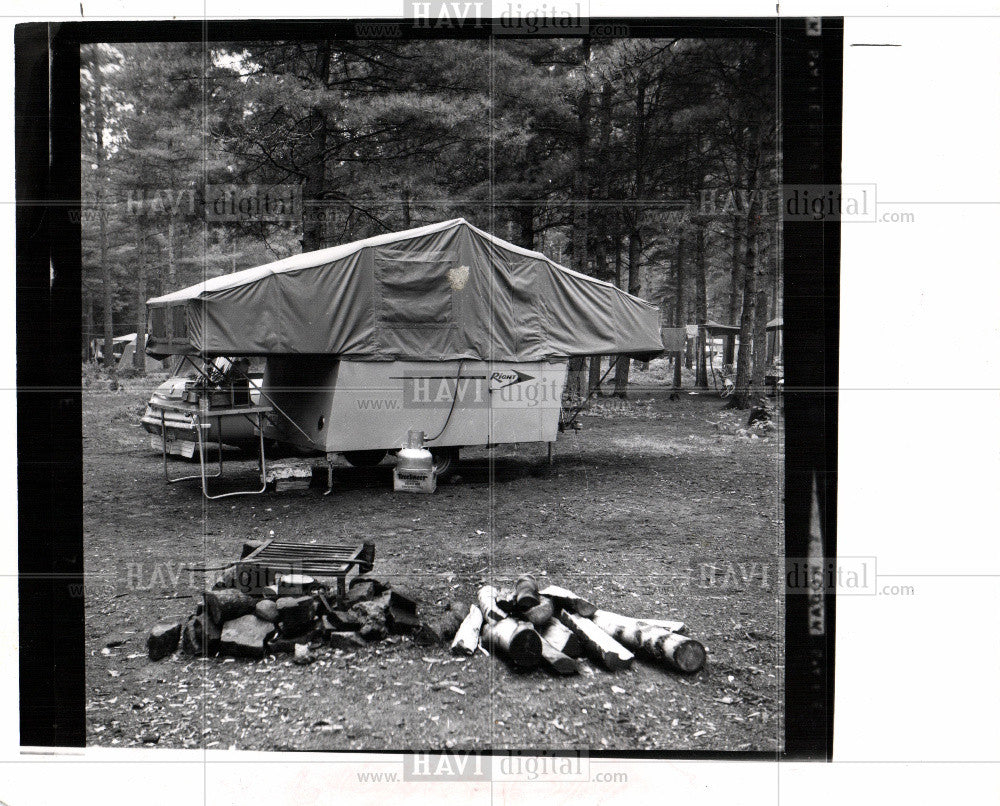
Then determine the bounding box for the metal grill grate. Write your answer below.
[234,540,374,599]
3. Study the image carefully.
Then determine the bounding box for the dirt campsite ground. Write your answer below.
[83,361,784,752]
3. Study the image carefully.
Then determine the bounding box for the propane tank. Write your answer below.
[393,429,437,493]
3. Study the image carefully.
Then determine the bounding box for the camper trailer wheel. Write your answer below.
[343,449,388,468]
[431,447,459,480]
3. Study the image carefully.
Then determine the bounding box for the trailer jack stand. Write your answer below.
[323,460,334,496]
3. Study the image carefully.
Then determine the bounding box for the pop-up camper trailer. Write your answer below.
[145,219,662,471]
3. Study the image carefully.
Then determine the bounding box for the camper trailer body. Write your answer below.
[262,357,568,453]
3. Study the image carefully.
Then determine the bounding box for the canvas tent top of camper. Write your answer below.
[146,218,663,363]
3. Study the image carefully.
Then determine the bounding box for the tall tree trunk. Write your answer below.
[592,77,614,394]
[750,244,768,397]
[133,230,147,372]
[399,183,412,229]
[166,214,176,289]
[91,46,115,371]
[587,355,604,397]
[697,326,707,384]
[565,39,591,403]
[517,204,534,249]
[613,74,648,399]
[571,38,591,276]
[768,240,781,365]
[611,355,630,399]
[626,229,642,293]
[610,236,628,391]
[771,233,780,320]
[752,228,772,385]
[593,76,614,342]
[723,214,741,368]
[728,213,743,326]
[672,231,685,389]
[587,239,609,396]
[613,228,642,398]
[301,41,331,252]
[695,223,708,388]
[613,235,622,289]
[727,142,746,331]
[83,292,93,362]
[567,357,585,400]
[730,190,760,409]
[592,236,608,281]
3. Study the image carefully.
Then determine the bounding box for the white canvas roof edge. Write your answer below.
[146,218,465,305]
[146,217,657,312]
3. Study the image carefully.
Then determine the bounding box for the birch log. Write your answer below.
[480,617,542,670]
[557,611,633,671]
[539,585,597,617]
[514,574,541,612]
[450,604,485,656]
[524,596,554,628]
[540,639,579,675]
[636,617,688,634]
[476,585,507,622]
[540,619,582,658]
[591,610,706,673]
[592,609,687,636]
[494,588,516,615]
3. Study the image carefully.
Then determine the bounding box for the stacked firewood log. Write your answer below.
[147,569,462,664]
[146,553,705,676]
[462,576,707,675]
